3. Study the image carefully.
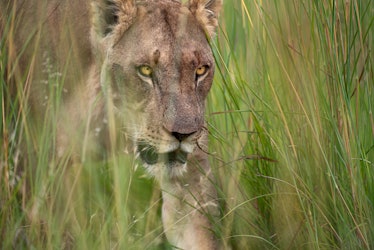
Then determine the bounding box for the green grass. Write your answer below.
[1,0,373,249]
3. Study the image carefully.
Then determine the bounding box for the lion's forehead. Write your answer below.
[137,0,192,32]
[114,2,209,55]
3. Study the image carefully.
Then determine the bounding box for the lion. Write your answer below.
[2,0,222,248]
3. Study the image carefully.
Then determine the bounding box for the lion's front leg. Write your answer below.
[160,159,219,249]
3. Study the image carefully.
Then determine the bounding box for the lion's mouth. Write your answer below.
[138,144,188,165]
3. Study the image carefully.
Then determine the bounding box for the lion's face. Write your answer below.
[94,0,218,177]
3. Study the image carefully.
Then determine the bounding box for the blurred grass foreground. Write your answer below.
[1,0,373,249]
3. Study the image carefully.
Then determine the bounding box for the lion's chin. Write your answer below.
[137,143,195,178]
[137,144,189,166]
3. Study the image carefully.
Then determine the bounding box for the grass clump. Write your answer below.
[209,0,373,249]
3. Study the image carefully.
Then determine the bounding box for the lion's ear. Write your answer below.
[91,0,136,43]
[188,0,222,37]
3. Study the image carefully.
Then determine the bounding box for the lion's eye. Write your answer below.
[196,65,208,77]
[138,65,153,77]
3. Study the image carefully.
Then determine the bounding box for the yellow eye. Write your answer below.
[196,65,208,77]
[138,65,152,77]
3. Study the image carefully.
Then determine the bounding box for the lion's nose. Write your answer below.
[172,131,195,142]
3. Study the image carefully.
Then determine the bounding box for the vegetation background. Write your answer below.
[1,0,373,249]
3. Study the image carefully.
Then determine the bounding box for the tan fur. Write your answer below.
[3,0,222,248]
[189,0,222,37]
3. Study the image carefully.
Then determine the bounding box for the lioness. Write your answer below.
[2,0,222,248]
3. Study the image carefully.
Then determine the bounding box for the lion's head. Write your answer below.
[91,0,221,177]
